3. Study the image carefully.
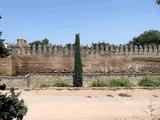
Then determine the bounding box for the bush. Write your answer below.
[138,77,160,87]
[39,83,50,88]
[90,77,133,87]
[39,81,72,88]
[0,88,28,120]
[108,77,132,87]
[53,81,72,87]
[90,80,108,87]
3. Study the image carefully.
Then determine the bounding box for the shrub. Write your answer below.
[90,80,108,87]
[108,77,132,87]
[39,83,50,88]
[90,77,132,87]
[53,81,72,87]
[39,81,72,88]
[0,88,28,120]
[138,77,160,87]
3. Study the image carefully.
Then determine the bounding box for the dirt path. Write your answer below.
[21,89,160,120]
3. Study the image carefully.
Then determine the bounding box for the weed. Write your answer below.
[138,77,160,87]
[52,80,72,87]
[90,80,108,87]
[108,77,132,88]
[39,83,50,88]
[90,77,133,88]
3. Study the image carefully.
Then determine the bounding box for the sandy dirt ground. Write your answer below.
[19,89,160,120]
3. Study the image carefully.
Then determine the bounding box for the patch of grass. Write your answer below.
[90,77,133,88]
[108,77,132,87]
[90,80,108,87]
[39,81,72,88]
[118,93,132,97]
[52,80,72,87]
[138,77,160,87]
[39,83,50,88]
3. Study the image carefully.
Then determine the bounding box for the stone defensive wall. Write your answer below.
[0,56,17,75]
[9,43,160,57]
[1,42,160,76]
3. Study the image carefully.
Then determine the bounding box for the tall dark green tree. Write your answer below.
[0,38,10,58]
[0,16,9,58]
[73,34,83,87]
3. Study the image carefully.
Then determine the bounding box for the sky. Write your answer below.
[0,0,160,45]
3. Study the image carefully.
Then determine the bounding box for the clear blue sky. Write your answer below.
[0,0,160,45]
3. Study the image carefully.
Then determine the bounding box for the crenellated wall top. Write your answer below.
[7,43,160,56]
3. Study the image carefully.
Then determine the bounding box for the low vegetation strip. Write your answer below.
[138,76,160,87]
[90,77,160,88]
[3,76,160,89]
[90,77,133,88]
[39,80,72,88]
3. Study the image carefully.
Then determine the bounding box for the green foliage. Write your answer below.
[109,78,132,87]
[90,80,108,87]
[29,38,49,50]
[65,43,75,50]
[73,34,83,87]
[39,81,72,88]
[157,0,160,4]
[92,41,109,50]
[52,81,72,87]
[138,77,160,87]
[39,83,50,88]
[0,88,28,120]
[128,30,160,46]
[90,77,132,88]
[0,17,10,58]
[0,36,10,58]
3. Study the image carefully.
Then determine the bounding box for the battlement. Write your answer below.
[8,44,160,57]
[2,42,160,75]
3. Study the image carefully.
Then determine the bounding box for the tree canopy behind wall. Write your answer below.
[0,39,10,58]
[0,17,10,58]
[128,30,160,46]
[29,38,49,50]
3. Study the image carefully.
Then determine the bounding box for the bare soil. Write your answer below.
[20,89,160,120]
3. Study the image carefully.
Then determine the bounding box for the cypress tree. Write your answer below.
[73,34,83,87]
